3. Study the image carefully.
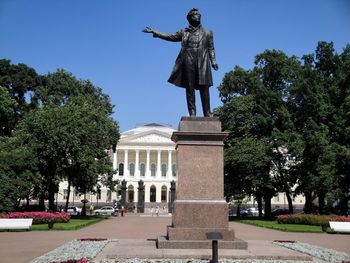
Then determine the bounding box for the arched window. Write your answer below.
[128,185,134,203]
[161,163,167,177]
[172,164,177,177]
[129,163,135,176]
[140,163,145,177]
[119,163,124,176]
[151,163,156,177]
[161,185,167,202]
[150,185,156,202]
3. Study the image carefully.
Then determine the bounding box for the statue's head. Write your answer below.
[187,8,201,26]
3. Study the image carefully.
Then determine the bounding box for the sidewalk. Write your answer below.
[0,214,349,263]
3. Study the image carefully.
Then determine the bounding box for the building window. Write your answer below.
[161,185,167,202]
[150,185,156,202]
[151,163,156,177]
[119,163,124,176]
[129,163,135,176]
[161,164,167,177]
[74,190,80,197]
[172,164,177,177]
[274,195,280,202]
[140,163,145,176]
[128,185,134,203]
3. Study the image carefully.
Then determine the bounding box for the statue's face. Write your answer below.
[188,10,201,24]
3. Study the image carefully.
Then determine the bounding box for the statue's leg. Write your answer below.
[200,86,211,117]
[186,86,196,116]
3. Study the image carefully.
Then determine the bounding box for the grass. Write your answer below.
[236,218,324,233]
[30,216,106,231]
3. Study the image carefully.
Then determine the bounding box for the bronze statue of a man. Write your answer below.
[143,8,219,117]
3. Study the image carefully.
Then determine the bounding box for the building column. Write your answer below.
[157,150,161,177]
[146,150,150,177]
[167,150,172,177]
[113,149,118,171]
[124,149,129,176]
[135,149,140,177]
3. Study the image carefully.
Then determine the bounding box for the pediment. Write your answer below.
[131,134,171,143]
[119,129,174,145]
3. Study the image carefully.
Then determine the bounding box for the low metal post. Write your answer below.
[211,239,218,263]
[206,232,222,263]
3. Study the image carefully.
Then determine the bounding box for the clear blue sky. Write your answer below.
[1,0,349,132]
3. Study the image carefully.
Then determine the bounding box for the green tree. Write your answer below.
[0,136,39,212]
[0,86,17,136]
[16,93,119,212]
[216,50,303,217]
[290,42,350,214]
[219,42,349,216]
[0,59,40,123]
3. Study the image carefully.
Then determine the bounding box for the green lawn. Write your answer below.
[30,216,106,231]
[237,219,324,233]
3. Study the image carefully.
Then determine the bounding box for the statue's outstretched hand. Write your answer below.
[142,27,154,33]
[212,64,219,71]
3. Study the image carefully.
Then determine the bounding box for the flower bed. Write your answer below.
[277,214,350,226]
[78,238,107,242]
[0,212,70,224]
[51,258,88,263]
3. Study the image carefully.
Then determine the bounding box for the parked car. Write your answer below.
[228,208,234,216]
[240,207,264,217]
[271,208,289,217]
[93,206,116,216]
[239,209,248,217]
[67,206,82,215]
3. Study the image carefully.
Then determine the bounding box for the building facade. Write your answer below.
[57,123,177,211]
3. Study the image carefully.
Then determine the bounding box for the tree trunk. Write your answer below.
[236,204,241,218]
[304,191,312,214]
[82,193,87,216]
[318,192,326,214]
[26,196,30,208]
[264,193,272,218]
[285,188,294,214]
[256,191,263,218]
[48,183,56,212]
[65,179,71,212]
[39,192,45,211]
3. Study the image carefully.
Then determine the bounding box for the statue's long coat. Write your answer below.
[153,26,217,90]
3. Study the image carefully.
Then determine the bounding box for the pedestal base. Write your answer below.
[168,200,234,240]
[162,117,248,250]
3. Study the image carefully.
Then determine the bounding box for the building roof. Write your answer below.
[122,123,175,136]
[118,123,176,146]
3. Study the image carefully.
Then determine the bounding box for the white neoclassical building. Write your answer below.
[112,123,177,209]
[57,123,177,210]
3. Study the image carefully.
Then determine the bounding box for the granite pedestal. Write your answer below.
[158,117,247,249]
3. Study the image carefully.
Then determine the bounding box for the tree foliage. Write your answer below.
[216,42,350,216]
[0,60,120,213]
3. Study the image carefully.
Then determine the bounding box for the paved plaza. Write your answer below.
[0,214,349,263]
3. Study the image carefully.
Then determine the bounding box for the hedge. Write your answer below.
[277,214,350,226]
